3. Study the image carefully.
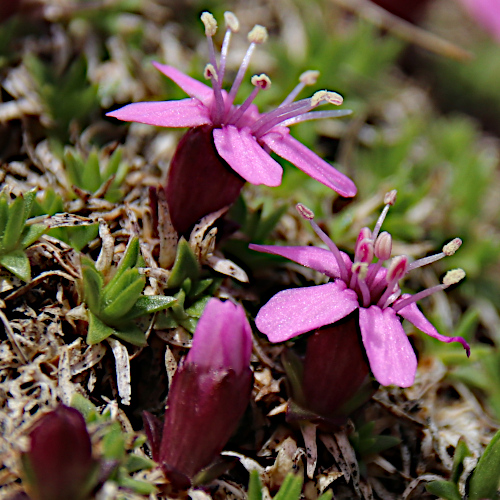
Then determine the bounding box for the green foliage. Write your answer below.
[32,188,99,251]
[0,189,46,282]
[24,53,99,141]
[247,470,333,500]
[70,394,157,495]
[426,433,500,500]
[80,237,175,345]
[63,146,129,202]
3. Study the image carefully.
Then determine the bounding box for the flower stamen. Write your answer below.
[219,12,240,83]
[296,203,350,282]
[407,238,462,271]
[280,70,320,107]
[228,74,271,126]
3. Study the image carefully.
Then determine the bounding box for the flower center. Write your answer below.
[296,191,465,310]
[200,11,350,133]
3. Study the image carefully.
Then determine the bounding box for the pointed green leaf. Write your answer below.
[2,195,25,252]
[104,237,140,293]
[178,316,198,334]
[64,148,84,187]
[425,480,461,500]
[70,393,98,421]
[451,438,471,484]
[101,278,145,321]
[102,267,143,306]
[117,472,157,495]
[20,223,46,249]
[22,190,37,223]
[167,237,200,288]
[103,147,122,180]
[120,295,176,321]
[66,224,99,251]
[0,192,8,241]
[112,324,147,346]
[82,149,102,192]
[154,311,179,330]
[87,310,115,344]
[247,470,263,500]
[185,295,210,318]
[102,421,126,460]
[0,249,31,282]
[469,429,500,500]
[317,491,333,500]
[189,278,213,299]
[125,454,155,473]
[81,257,104,315]
[274,474,303,500]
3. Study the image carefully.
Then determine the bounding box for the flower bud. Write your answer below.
[21,405,98,500]
[158,298,253,487]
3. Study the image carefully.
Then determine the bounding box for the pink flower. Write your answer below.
[144,298,253,488]
[458,0,500,42]
[107,12,356,233]
[250,191,470,388]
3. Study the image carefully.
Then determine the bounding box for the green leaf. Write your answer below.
[103,147,122,180]
[87,311,115,344]
[247,470,263,500]
[124,454,155,473]
[167,238,200,288]
[117,471,157,495]
[70,393,98,421]
[189,278,213,299]
[19,223,46,249]
[102,267,142,306]
[451,438,471,484]
[274,474,303,500]
[2,194,25,252]
[82,149,102,192]
[120,295,176,321]
[103,237,140,294]
[185,295,210,318]
[22,190,37,222]
[102,422,126,461]
[0,192,8,241]
[0,249,31,282]
[469,429,500,500]
[101,277,145,321]
[253,204,288,242]
[81,258,104,315]
[112,324,147,347]
[317,491,333,500]
[64,148,84,188]
[426,480,462,500]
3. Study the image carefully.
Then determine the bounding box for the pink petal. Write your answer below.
[256,281,359,343]
[213,126,283,186]
[359,306,417,387]
[395,297,470,356]
[106,99,212,128]
[248,244,352,279]
[260,129,357,197]
[152,62,214,104]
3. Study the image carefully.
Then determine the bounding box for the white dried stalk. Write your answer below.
[107,338,131,406]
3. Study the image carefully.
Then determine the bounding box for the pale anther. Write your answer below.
[296,203,315,220]
[352,262,368,280]
[384,190,397,206]
[374,231,392,260]
[299,70,320,85]
[251,74,271,90]
[224,11,239,32]
[311,90,343,107]
[387,255,408,282]
[443,268,466,286]
[443,238,462,256]
[201,12,217,36]
[248,25,268,44]
[204,64,218,81]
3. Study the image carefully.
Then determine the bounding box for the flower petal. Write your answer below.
[152,62,214,104]
[213,126,283,186]
[395,297,470,355]
[256,281,359,343]
[260,129,357,197]
[359,306,417,387]
[248,244,352,278]
[106,99,212,128]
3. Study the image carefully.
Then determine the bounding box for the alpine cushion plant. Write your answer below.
[250,191,470,388]
[107,11,356,234]
[144,298,253,489]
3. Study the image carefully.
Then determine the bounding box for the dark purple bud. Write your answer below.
[286,314,377,428]
[369,0,432,23]
[21,405,98,500]
[165,125,245,234]
[158,299,253,487]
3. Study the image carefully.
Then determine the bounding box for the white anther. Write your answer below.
[251,74,271,90]
[204,63,218,81]
[248,25,268,44]
[384,190,397,206]
[296,203,315,220]
[224,11,239,32]
[443,238,462,256]
[201,12,217,36]
[443,268,466,286]
[374,231,392,261]
[299,70,320,85]
[311,90,343,107]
